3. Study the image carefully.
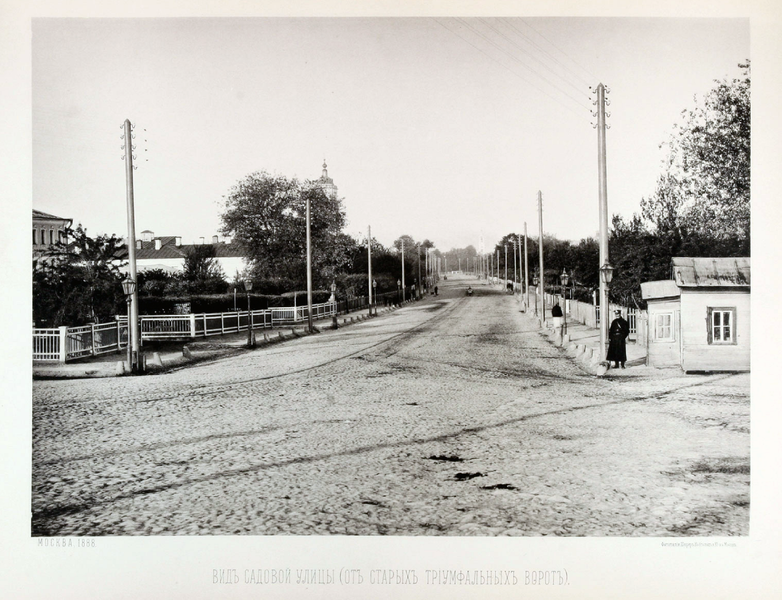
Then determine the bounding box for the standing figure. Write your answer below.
[606,309,630,368]
[551,302,564,336]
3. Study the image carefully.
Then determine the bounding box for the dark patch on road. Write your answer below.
[454,472,484,481]
[481,483,516,490]
[428,455,464,462]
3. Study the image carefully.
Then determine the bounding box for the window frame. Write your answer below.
[654,311,674,342]
[707,307,737,345]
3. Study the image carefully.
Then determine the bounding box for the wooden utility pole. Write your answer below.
[306,192,313,333]
[401,238,405,302]
[123,119,140,372]
[367,225,373,315]
[523,223,529,311]
[538,191,545,323]
[596,83,610,359]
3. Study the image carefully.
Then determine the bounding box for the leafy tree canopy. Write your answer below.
[33,224,126,326]
[220,171,347,285]
[641,61,750,242]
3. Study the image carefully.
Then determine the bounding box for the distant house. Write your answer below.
[119,231,248,277]
[641,257,750,372]
[33,209,72,259]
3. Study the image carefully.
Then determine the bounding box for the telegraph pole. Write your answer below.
[417,243,421,299]
[538,191,545,323]
[306,191,313,333]
[401,238,406,302]
[367,225,373,315]
[123,119,140,373]
[596,83,611,359]
[523,223,529,311]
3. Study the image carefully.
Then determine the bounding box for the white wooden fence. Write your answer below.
[33,301,340,362]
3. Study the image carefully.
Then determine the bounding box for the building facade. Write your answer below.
[122,231,248,278]
[641,257,750,372]
[33,209,72,259]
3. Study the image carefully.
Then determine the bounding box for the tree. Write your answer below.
[641,62,750,246]
[220,171,347,286]
[33,224,126,326]
[182,245,228,294]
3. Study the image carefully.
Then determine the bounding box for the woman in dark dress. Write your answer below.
[606,309,630,368]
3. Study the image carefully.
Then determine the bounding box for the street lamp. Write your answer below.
[532,272,539,316]
[121,275,136,373]
[560,268,569,335]
[330,280,338,329]
[599,262,614,359]
[245,279,255,347]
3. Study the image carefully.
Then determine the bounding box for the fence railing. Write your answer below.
[33,299,374,363]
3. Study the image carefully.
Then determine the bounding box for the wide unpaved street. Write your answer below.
[32,274,749,537]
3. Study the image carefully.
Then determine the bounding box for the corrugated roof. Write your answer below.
[672,257,750,287]
[641,280,681,300]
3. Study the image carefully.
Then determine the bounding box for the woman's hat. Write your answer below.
[614,309,621,314]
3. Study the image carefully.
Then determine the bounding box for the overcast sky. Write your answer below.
[32,17,749,252]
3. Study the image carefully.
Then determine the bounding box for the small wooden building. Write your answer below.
[640,257,750,372]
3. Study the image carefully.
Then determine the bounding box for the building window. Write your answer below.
[654,312,674,342]
[33,229,37,245]
[708,307,736,344]
[49,229,54,244]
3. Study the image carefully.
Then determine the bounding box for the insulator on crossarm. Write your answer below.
[121,155,125,160]
[121,144,125,150]
[132,154,137,160]
[131,123,135,130]
[606,112,611,118]
[605,98,611,106]
[605,86,611,94]
[120,134,125,140]
[606,124,611,130]
[131,133,135,139]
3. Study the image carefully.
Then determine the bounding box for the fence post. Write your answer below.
[58,326,68,362]
[90,323,96,357]
[189,314,196,338]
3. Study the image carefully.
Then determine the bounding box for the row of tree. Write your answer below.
[458,62,749,308]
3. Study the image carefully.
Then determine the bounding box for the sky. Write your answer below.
[32,17,749,252]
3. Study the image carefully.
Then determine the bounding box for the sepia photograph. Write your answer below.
[4,1,782,598]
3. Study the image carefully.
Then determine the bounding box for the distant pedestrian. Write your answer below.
[606,309,630,368]
[434,285,438,296]
[551,302,563,334]
[411,284,416,299]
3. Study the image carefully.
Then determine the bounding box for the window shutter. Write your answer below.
[706,308,713,344]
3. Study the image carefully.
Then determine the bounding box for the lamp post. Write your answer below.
[245,279,254,347]
[121,275,135,373]
[560,268,569,335]
[532,272,539,316]
[599,262,614,359]
[330,280,338,329]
